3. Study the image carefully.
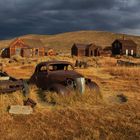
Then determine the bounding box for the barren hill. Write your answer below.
[0,30,140,53]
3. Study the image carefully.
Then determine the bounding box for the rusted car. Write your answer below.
[30,61,99,95]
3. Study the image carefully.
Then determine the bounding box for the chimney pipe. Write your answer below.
[122,35,125,40]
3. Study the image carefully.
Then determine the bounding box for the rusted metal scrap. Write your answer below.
[117,60,140,66]
[117,94,127,103]
[23,98,37,108]
[0,71,28,94]
[29,60,100,95]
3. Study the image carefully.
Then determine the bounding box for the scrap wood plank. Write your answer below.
[9,105,33,115]
[0,87,23,94]
[0,80,23,86]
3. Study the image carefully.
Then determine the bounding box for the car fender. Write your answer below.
[86,78,100,93]
[49,83,71,95]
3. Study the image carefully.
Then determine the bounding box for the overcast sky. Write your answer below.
[0,0,140,39]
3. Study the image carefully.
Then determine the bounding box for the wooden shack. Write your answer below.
[112,39,137,57]
[1,38,45,58]
[71,43,101,57]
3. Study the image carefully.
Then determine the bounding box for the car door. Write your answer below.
[36,65,49,89]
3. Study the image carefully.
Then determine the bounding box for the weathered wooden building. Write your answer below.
[71,43,101,57]
[112,39,137,57]
[1,38,45,58]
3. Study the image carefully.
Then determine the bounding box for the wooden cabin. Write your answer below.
[112,39,137,57]
[1,38,45,58]
[71,43,101,57]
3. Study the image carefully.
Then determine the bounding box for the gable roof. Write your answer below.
[21,38,45,48]
[9,38,45,49]
[115,39,137,47]
[73,43,96,50]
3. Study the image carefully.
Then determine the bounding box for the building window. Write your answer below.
[35,49,39,56]
[126,49,128,56]
[131,50,134,56]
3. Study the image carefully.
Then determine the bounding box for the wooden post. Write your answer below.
[0,63,3,72]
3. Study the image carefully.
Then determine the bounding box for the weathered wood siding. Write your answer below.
[39,47,45,56]
[112,40,137,57]
[21,48,32,57]
[71,45,78,56]
[2,39,45,58]
[78,49,86,56]
[122,45,137,56]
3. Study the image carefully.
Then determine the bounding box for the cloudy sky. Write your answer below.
[0,0,140,39]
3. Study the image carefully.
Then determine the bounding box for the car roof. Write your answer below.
[37,61,74,67]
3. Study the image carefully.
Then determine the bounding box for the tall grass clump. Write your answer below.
[43,88,103,108]
[106,67,140,79]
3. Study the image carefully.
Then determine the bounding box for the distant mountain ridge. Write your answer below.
[0,31,140,52]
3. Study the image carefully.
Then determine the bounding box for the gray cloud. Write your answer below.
[0,0,139,39]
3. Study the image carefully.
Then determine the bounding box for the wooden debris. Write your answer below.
[24,98,37,108]
[117,60,140,66]
[9,105,33,115]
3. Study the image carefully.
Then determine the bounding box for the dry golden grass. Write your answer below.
[0,100,139,140]
[98,57,117,67]
[105,66,140,79]
[0,56,140,140]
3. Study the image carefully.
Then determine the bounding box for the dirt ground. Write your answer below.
[0,56,140,140]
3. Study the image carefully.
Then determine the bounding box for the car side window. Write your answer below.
[48,65,54,71]
[64,65,73,70]
[39,65,48,72]
[48,65,58,71]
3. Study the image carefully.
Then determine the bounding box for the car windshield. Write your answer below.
[48,64,74,71]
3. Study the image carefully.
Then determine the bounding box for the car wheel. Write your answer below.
[65,78,76,89]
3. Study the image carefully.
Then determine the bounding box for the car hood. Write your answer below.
[49,70,84,79]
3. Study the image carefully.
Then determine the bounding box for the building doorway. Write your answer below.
[112,43,122,55]
[90,51,93,56]
[15,48,21,56]
[94,49,100,56]
[35,49,39,56]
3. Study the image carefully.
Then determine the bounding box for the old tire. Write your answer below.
[65,78,76,90]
